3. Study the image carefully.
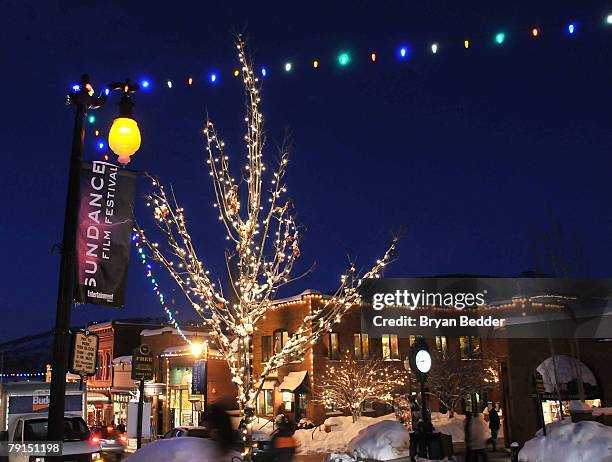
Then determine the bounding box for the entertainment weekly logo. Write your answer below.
[372,290,487,310]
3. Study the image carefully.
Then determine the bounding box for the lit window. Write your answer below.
[262,336,272,362]
[258,390,274,416]
[354,333,370,359]
[274,330,289,354]
[326,332,340,360]
[435,336,448,357]
[282,391,294,412]
[382,334,399,360]
[459,336,481,359]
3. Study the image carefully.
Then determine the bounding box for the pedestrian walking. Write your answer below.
[488,404,501,452]
[464,412,489,462]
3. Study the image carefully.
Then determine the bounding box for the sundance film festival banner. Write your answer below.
[74,161,136,307]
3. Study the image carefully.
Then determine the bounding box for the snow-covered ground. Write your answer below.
[431,412,466,443]
[125,437,241,462]
[297,411,483,456]
[347,420,411,461]
[295,414,398,454]
[519,419,612,462]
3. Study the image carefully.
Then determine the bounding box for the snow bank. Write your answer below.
[294,414,397,454]
[431,412,466,443]
[519,419,612,462]
[125,437,240,462]
[347,420,411,461]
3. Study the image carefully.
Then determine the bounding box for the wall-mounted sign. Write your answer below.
[70,331,99,376]
[131,345,154,382]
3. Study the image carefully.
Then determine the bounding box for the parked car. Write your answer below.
[162,426,210,439]
[90,425,127,460]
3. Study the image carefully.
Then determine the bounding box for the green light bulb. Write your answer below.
[88,115,96,124]
[495,32,505,44]
[338,52,350,66]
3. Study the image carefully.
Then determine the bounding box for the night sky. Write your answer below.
[2,1,612,341]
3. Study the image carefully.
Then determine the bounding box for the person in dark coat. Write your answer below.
[271,421,297,462]
[488,405,501,452]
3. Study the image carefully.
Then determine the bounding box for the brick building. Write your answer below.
[134,326,237,435]
[251,291,503,425]
[251,290,612,447]
[85,320,164,425]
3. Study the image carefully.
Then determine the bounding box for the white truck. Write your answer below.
[0,382,101,462]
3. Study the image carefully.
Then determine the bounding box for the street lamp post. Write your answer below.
[48,75,105,448]
[48,77,140,449]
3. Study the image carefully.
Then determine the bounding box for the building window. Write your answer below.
[262,336,272,362]
[274,330,289,354]
[435,336,448,357]
[105,352,112,381]
[459,336,482,359]
[326,332,340,360]
[258,390,274,416]
[354,333,370,360]
[282,391,294,412]
[96,353,104,380]
[382,334,399,360]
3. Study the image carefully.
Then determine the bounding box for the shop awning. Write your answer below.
[279,371,307,392]
[261,379,277,390]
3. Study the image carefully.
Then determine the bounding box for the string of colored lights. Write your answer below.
[132,229,193,346]
[82,11,612,159]
[77,12,612,100]
[0,372,46,378]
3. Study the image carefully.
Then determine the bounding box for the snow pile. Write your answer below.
[324,453,357,462]
[347,420,411,461]
[294,414,397,454]
[125,437,240,462]
[519,419,612,462]
[431,412,466,442]
[593,407,612,417]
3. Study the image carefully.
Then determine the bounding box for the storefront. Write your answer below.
[168,364,204,427]
[536,355,602,425]
[86,390,112,426]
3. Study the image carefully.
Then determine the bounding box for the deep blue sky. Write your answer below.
[2,1,612,340]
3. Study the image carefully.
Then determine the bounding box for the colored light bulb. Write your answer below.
[495,32,505,44]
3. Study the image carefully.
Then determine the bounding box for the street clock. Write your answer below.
[409,336,432,383]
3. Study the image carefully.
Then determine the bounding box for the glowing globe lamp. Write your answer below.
[109,116,141,165]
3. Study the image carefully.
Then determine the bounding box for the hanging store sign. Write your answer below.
[74,160,137,307]
[69,331,99,376]
[131,345,154,381]
[191,359,207,395]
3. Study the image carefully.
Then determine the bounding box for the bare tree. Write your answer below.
[426,350,499,418]
[314,350,406,422]
[137,36,397,452]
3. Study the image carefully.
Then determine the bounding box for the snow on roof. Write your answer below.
[279,370,307,391]
[113,355,132,364]
[536,354,598,393]
[163,344,222,357]
[268,290,328,306]
[140,326,209,337]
